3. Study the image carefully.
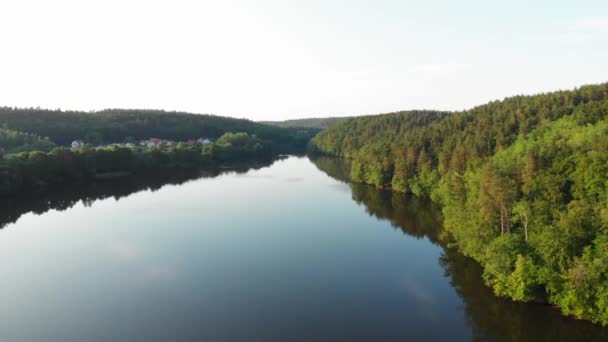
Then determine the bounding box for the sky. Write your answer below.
[0,0,606,121]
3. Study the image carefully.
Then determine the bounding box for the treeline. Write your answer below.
[0,107,315,153]
[262,117,348,130]
[310,110,449,158]
[309,82,608,325]
[0,132,273,196]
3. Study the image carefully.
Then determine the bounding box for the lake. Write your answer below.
[0,156,606,341]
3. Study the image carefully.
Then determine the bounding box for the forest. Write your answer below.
[310,82,608,325]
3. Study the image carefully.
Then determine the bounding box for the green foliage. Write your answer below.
[213,132,272,161]
[556,233,608,325]
[0,127,56,153]
[506,255,541,302]
[309,82,608,325]
[482,235,541,301]
[409,168,440,197]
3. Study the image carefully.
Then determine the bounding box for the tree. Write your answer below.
[480,163,516,235]
[521,150,536,194]
[512,201,531,242]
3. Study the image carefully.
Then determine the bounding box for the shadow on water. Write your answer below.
[0,158,279,230]
[311,156,608,342]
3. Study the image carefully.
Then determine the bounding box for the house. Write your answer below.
[186,139,196,146]
[197,138,212,145]
[71,140,85,149]
[145,138,162,148]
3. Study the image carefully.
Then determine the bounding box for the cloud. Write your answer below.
[107,239,177,282]
[107,240,143,261]
[401,276,439,322]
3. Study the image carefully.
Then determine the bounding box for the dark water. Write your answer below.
[0,156,606,341]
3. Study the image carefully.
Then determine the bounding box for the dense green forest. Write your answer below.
[0,108,314,153]
[310,82,608,325]
[0,132,275,197]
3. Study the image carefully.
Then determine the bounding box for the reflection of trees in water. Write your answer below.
[312,156,443,242]
[441,248,608,342]
[0,159,277,230]
[309,155,352,184]
[350,184,443,244]
[312,156,608,342]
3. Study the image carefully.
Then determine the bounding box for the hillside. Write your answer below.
[310,82,608,325]
[0,108,314,153]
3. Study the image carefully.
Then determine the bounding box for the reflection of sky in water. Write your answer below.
[0,156,470,341]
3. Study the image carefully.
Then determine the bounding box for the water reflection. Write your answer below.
[311,156,608,342]
[1,155,607,341]
[0,159,278,230]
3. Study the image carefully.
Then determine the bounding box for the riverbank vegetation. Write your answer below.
[0,132,275,197]
[310,82,608,325]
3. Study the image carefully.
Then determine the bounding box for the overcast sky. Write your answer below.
[0,0,606,120]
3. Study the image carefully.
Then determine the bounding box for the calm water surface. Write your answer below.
[0,156,606,341]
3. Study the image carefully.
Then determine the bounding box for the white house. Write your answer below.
[71,140,85,149]
[197,138,212,145]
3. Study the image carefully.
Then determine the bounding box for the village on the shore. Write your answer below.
[71,137,213,149]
